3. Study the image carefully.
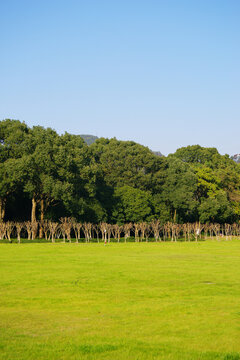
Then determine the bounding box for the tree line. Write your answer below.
[0,219,239,243]
[1,119,240,225]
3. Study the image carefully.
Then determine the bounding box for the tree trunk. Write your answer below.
[39,199,44,238]
[31,197,37,223]
[0,198,6,221]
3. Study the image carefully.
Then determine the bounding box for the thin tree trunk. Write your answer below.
[0,198,6,221]
[31,197,37,223]
[39,199,44,238]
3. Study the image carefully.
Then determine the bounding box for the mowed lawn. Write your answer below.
[0,241,240,360]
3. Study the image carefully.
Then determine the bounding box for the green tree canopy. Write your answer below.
[1,119,240,224]
[112,185,153,224]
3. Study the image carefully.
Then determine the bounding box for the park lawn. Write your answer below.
[0,241,240,360]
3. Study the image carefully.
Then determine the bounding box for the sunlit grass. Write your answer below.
[0,241,240,359]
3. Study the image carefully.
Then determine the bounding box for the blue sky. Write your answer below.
[1,0,239,155]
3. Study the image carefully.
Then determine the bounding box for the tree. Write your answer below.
[0,119,29,161]
[53,133,98,221]
[112,185,153,223]
[0,160,18,221]
[172,145,240,222]
[90,138,166,193]
[161,157,198,222]
[19,126,60,222]
[0,120,30,220]
[199,191,235,223]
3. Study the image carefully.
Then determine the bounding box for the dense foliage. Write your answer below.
[1,119,240,224]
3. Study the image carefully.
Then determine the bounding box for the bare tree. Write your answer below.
[56,226,62,240]
[203,224,209,239]
[123,223,132,243]
[171,223,177,242]
[151,220,161,242]
[93,224,100,243]
[49,222,58,243]
[41,221,50,241]
[232,223,240,238]
[232,223,239,237]
[145,223,151,242]
[164,222,172,241]
[212,223,220,241]
[6,221,14,242]
[106,223,112,243]
[209,223,214,239]
[15,222,23,243]
[59,223,66,242]
[82,222,92,243]
[182,224,187,241]
[174,224,182,242]
[73,222,82,243]
[87,223,93,242]
[134,223,140,242]
[112,224,122,243]
[0,222,6,240]
[225,223,232,240]
[187,223,192,241]
[24,221,32,240]
[139,222,148,242]
[99,222,107,244]
[31,222,38,240]
[60,217,72,242]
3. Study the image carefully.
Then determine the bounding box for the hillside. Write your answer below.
[152,151,163,157]
[80,134,164,156]
[80,134,98,145]
[232,154,240,163]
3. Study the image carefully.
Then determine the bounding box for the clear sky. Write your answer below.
[1,0,239,155]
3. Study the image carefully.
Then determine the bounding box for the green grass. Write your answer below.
[0,241,240,360]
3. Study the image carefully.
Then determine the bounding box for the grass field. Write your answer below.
[0,241,240,360]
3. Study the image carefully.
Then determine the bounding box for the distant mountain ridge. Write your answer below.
[80,134,164,156]
[231,154,240,163]
[80,135,98,145]
[152,151,163,157]
[80,135,239,162]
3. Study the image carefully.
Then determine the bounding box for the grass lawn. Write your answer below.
[0,240,240,360]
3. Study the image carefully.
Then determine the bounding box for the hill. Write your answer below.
[232,154,240,163]
[80,134,98,145]
[80,134,164,156]
[152,151,163,157]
